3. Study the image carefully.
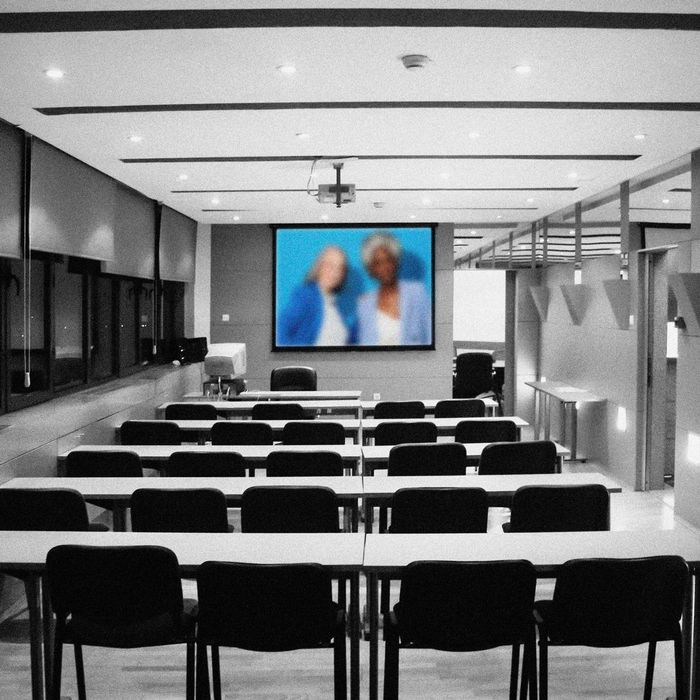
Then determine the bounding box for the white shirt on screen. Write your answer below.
[376,309,401,345]
[316,293,348,345]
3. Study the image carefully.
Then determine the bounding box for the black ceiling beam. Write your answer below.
[3,9,700,33]
[173,186,578,193]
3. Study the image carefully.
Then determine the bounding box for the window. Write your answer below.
[53,258,86,390]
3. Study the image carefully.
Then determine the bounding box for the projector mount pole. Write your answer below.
[333,161,343,208]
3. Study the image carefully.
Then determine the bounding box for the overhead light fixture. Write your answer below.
[177,173,189,181]
[409,214,417,219]
[233,215,240,221]
[44,67,64,80]
[128,134,143,143]
[211,197,220,205]
[400,54,430,70]
[468,131,480,139]
[662,198,670,204]
[421,197,432,205]
[513,64,532,74]
[526,197,535,203]
[277,64,296,74]
[568,172,578,179]
[634,133,647,141]
[440,172,450,180]
[320,214,329,221]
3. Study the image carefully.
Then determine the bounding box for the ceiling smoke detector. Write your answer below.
[400,54,430,71]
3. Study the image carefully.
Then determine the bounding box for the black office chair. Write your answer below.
[453,352,496,399]
[164,403,218,420]
[165,451,247,477]
[282,421,346,445]
[373,421,438,446]
[383,560,537,700]
[120,420,181,445]
[434,399,486,418]
[47,544,196,700]
[506,484,610,533]
[373,401,425,419]
[0,488,99,532]
[455,419,518,444]
[266,450,345,477]
[388,442,468,476]
[389,487,489,533]
[251,402,308,420]
[534,556,688,700]
[64,449,143,478]
[210,420,273,445]
[478,440,557,475]
[270,365,318,391]
[130,487,232,533]
[196,562,345,699]
[241,486,341,533]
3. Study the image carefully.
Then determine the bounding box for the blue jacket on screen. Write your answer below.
[277,282,356,346]
[356,280,431,345]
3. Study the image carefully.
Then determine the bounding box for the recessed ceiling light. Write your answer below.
[400,54,430,71]
[44,67,64,80]
[233,215,240,221]
[320,214,329,221]
[421,197,432,205]
[513,64,532,74]
[569,229,575,234]
[634,133,647,141]
[662,198,670,204]
[468,131,480,139]
[567,172,578,179]
[211,197,220,205]
[496,215,503,220]
[295,132,310,140]
[177,173,189,181]
[440,172,450,180]
[277,64,296,75]
[409,214,417,219]
[128,135,143,143]
[526,197,535,203]
[470,230,476,235]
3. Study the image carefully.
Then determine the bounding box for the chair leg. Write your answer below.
[383,622,399,700]
[186,641,195,700]
[74,643,86,700]
[525,629,538,700]
[509,644,520,700]
[334,619,348,700]
[212,646,222,700]
[196,642,211,700]
[538,637,548,700]
[50,634,63,700]
[674,634,687,700]
[643,641,656,700]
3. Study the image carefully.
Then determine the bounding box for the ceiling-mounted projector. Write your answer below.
[317,183,356,204]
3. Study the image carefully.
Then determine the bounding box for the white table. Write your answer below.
[363,530,700,700]
[161,398,363,418]
[525,381,606,461]
[360,397,499,417]
[237,390,362,401]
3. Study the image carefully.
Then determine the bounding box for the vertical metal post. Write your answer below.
[531,222,537,269]
[542,217,548,266]
[620,180,630,278]
[574,202,582,280]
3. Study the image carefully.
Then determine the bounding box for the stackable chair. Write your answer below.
[455,419,518,444]
[130,487,232,533]
[534,556,688,700]
[165,451,247,477]
[120,420,181,445]
[270,365,318,391]
[164,403,218,420]
[373,421,438,446]
[46,544,196,700]
[210,420,273,445]
[383,560,537,700]
[387,442,468,476]
[251,402,307,420]
[281,420,346,445]
[266,450,345,477]
[433,399,486,418]
[373,401,425,419]
[196,562,346,699]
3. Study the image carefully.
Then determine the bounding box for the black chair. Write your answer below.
[478,440,557,475]
[453,352,496,399]
[373,421,438,446]
[455,419,518,444]
[241,486,340,533]
[389,488,489,533]
[373,401,425,419]
[165,451,247,477]
[266,450,344,477]
[270,365,318,391]
[434,398,486,418]
[46,544,196,700]
[534,556,689,700]
[164,403,218,420]
[196,562,345,699]
[388,442,467,476]
[210,420,273,445]
[120,420,182,445]
[130,488,232,533]
[64,449,143,478]
[0,487,98,532]
[251,402,307,420]
[507,484,610,533]
[282,420,346,445]
[383,560,537,700]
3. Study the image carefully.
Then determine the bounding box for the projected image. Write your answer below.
[274,225,434,350]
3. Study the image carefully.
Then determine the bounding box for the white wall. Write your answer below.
[453,269,506,343]
[191,222,211,341]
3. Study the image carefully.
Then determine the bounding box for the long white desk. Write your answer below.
[360,416,527,443]
[237,389,363,401]
[525,380,606,461]
[0,531,364,700]
[364,530,700,700]
[160,399,363,418]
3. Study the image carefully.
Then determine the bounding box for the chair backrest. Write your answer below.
[453,352,494,399]
[547,556,688,647]
[266,450,344,477]
[47,544,185,631]
[130,488,230,532]
[396,560,536,651]
[281,421,345,445]
[478,440,557,475]
[164,403,218,420]
[270,366,318,391]
[251,402,307,420]
[165,451,247,477]
[389,488,489,533]
[374,421,438,446]
[0,488,90,530]
[64,450,143,478]
[455,419,517,444]
[434,399,486,418]
[388,442,467,476]
[120,420,182,445]
[373,401,425,419]
[210,421,273,445]
[196,561,337,651]
[509,484,610,532]
[241,486,340,533]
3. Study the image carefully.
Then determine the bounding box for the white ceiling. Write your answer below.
[0,1,698,261]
